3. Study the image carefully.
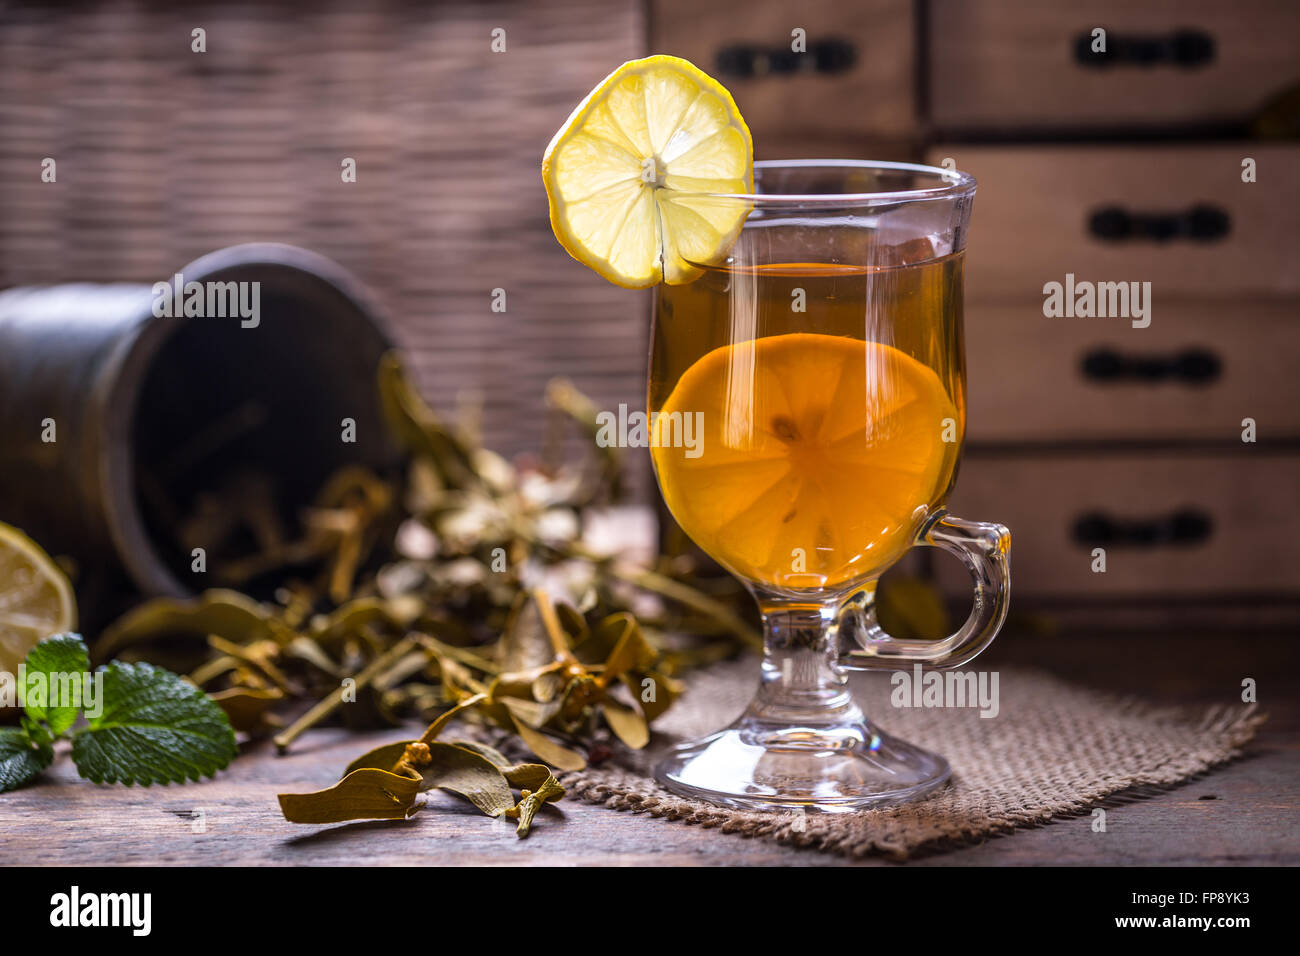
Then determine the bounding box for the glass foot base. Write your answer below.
[653,715,950,813]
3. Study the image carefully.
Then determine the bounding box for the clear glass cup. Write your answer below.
[647,160,1009,812]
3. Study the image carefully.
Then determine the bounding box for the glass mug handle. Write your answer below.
[839,510,1011,671]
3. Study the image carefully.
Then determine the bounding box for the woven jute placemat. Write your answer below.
[562,659,1265,860]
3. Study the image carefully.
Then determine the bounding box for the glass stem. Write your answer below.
[747,594,862,729]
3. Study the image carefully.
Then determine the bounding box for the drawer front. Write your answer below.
[929,146,1300,299]
[940,454,1300,598]
[962,299,1300,443]
[929,0,1300,130]
[651,0,916,145]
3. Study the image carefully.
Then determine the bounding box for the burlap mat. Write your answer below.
[562,659,1265,860]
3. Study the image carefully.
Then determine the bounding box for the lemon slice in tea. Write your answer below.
[0,522,77,676]
[542,55,753,288]
[651,334,960,588]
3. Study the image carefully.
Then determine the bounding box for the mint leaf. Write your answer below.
[0,727,53,793]
[23,633,90,735]
[71,661,237,786]
[21,715,53,749]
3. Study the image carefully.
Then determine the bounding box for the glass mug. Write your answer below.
[647,160,1009,812]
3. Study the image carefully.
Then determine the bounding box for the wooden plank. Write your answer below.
[2,630,1294,866]
[1,724,1290,866]
[0,725,854,867]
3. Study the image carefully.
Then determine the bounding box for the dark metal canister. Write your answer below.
[0,243,398,611]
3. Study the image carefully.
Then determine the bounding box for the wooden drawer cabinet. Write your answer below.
[962,299,1300,443]
[929,0,1300,131]
[940,454,1300,599]
[928,145,1300,300]
[651,0,916,149]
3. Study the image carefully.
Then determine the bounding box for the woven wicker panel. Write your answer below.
[0,0,649,480]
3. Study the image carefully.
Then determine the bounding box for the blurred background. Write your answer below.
[1,0,1298,637]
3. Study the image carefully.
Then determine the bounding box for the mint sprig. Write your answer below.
[0,634,237,793]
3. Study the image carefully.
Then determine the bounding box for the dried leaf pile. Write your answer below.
[99,352,760,834]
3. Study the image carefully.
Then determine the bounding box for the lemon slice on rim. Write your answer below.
[543,55,754,288]
[0,522,77,677]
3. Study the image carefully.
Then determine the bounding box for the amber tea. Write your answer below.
[650,253,967,591]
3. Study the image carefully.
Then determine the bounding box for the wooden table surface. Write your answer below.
[3,630,1296,866]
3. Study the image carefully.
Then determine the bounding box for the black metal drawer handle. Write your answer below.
[1072,509,1214,548]
[1088,204,1230,242]
[715,38,856,79]
[1074,29,1215,69]
[1081,347,1222,385]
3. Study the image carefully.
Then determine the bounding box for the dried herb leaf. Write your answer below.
[283,636,342,677]
[533,589,575,660]
[445,742,554,790]
[344,740,417,778]
[500,696,560,730]
[600,614,656,682]
[429,652,487,698]
[315,465,394,514]
[421,742,514,817]
[555,603,589,645]
[449,740,513,768]
[531,669,565,703]
[97,590,287,663]
[545,377,623,505]
[278,767,423,824]
[311,597,421,648]
[208,686,284,734]
[623,670,682,724]
[500,762,554,791]
[206,635,296,693]
[503,700,585,771]
[500,592,556,674]
[491,662,564,702]
[419,692,486,745]
[602,699,650,749]
[378,352,478,487]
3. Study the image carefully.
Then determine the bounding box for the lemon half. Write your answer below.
[543,55,754,288]
[0,522,77,676]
